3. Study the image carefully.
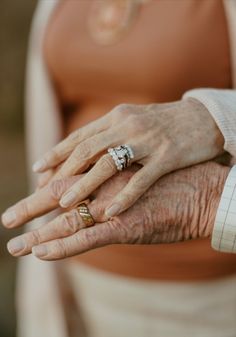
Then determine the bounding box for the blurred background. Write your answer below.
[0,1,36,336]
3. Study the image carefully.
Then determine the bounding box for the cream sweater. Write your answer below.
[18,1,236,337]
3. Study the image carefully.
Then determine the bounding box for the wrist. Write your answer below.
[199,165,230,238]
[184,97,225,155]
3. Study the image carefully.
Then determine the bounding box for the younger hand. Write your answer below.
[32,99,224,218]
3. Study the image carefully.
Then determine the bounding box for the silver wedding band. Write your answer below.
[108,145,134,171]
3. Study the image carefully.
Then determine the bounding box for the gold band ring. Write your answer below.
[77,203,95,227]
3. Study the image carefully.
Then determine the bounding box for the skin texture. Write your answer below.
[31,98,224,218]
[4,162,229,261]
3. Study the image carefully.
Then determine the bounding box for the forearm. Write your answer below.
[196,164,230,239]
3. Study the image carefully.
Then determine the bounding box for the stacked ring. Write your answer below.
[108,145,134,171]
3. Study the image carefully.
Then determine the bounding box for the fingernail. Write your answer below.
[105,204,121,218]
[1,209,17,227]
[32,159,47,172]
[60,191,77,208]
[7,239,25,255]
[32,245,48,258]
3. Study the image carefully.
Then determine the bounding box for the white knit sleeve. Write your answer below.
[183,89,236,158]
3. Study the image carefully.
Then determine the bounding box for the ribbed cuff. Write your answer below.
[183,88,236,158]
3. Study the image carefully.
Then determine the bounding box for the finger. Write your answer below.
[1,176,81,228]
[32,114,112,173]
[37,162,66,190]
[31,220,121,260]
[105,161,165,217]
[37,169,55,189]
[52,129,122,181]
[7,201,101,257]
[59,154,117,208]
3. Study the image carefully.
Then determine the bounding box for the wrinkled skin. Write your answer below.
[31,98,224,217]
[5,162,229,261]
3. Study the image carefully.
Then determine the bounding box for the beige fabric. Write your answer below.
[67,262,236,337]
[19,1,236,337]
[17,1,66,337]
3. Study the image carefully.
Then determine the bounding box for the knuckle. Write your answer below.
[108,218,141,245]
[18,200,30,219]
[83,227,97,244]
[60,159,76,176]
[98,154,116,173]
[79,227,97,247]
[27,230,41,246]
[49,179,68,200]
[131,175,147,191]
[116,103,130,111]
[67,129,80,142]
[112,103,131,118]
[74,143,91,160]
[127,114,145,133]
[60,210,79,235]
[106,219,125,243]
[89,200,103,219]
[54,239,68,259]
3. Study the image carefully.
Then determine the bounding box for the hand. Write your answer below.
[31,99,224,218]
[4,162,229,260]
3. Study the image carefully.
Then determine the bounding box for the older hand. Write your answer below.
[4,162,229,260]
[31,99,224,218]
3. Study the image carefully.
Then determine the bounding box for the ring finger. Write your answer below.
[7,202,98,257]
[52,129,123,181]
[59,146,140,209]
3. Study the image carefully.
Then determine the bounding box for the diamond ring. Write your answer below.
[108,145,134,171]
